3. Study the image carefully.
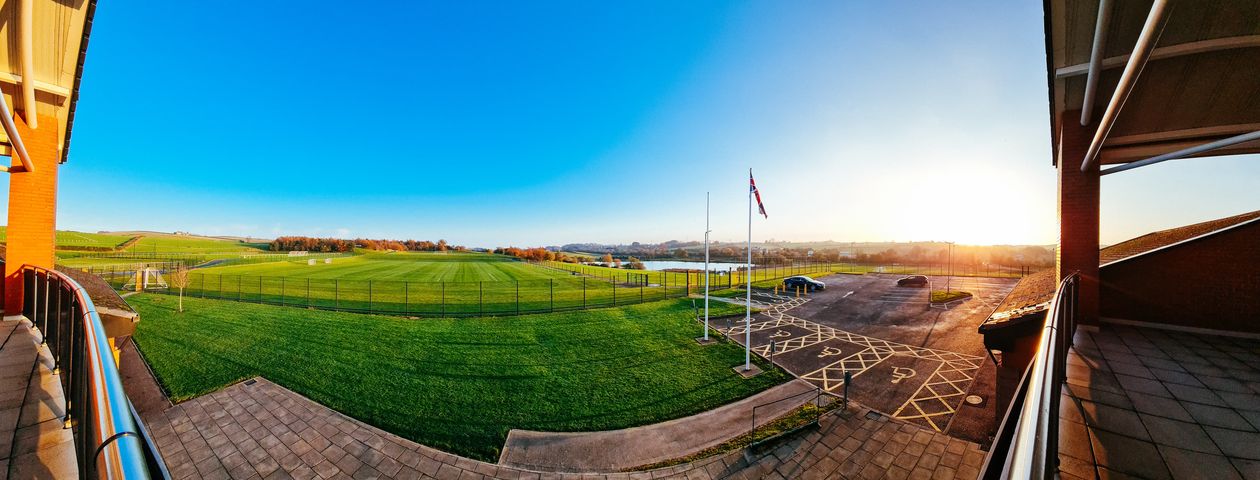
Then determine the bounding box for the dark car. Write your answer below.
[783,276,825,292]
[897,275,928,287]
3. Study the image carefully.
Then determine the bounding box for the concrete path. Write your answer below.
[499,379,819,472]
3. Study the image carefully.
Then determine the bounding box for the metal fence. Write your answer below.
[981,272,1078,479]
[87,259,1037,318]
[60,251,350,268]
[21,265,169,478]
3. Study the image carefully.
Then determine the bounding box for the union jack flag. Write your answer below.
[750,171,767,218]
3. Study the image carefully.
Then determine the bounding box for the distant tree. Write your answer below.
[602,253,613,264]
[674,248,689,259]
[169,265,191,313]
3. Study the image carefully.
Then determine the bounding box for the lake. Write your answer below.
[637,260,753,271]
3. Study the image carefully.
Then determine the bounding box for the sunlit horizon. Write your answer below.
[8,1,1257,248]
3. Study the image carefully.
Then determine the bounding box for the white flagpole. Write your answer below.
[704,192,711,341]
[745,169,753,371]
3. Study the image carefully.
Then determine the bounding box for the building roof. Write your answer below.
[0,0,98,163]
[981,209,1260,332]
[1046,0,1260,168]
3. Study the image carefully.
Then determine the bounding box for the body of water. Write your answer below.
[638,260,752,271]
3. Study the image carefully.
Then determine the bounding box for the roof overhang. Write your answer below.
[1046,0,1260,170]
[0,0,97,165]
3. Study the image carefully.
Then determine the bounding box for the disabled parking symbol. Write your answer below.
[891,367,916,384]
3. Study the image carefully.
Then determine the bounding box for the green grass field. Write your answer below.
[198,252,564,281]
[130,294,786,461]
[128,253,699,315]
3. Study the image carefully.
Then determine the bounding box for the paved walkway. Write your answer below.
[1058,323,1260,479]
[143,376,985,479]
[499,379,818,472]
[0,319,78,479]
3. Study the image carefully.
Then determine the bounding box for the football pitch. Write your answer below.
[138,252,704,315]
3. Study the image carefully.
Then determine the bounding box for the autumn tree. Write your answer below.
[169,265,191,312]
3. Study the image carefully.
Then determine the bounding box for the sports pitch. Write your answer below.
[152,252,702,315]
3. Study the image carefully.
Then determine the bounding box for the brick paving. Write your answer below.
[0,319,79,479]
[1059,324,1260,479]
[144,377,985,479]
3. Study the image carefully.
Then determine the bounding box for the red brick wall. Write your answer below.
[4,112,60,315]
[1057,113,1101,325]
[1101,221,1260,333]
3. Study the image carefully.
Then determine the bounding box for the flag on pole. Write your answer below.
[750,172,767,218]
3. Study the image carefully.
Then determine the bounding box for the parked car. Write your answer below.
[783,276,825,292]
[897,275,928,287]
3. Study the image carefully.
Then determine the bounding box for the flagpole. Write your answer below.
[745,169,753,371]
[704,192,711,341]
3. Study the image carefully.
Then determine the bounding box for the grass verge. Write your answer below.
[930,290,972,303]
[628,399,849,471]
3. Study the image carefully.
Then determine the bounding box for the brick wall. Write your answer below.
[1057,112,1101,325]
[1101,221,1260,333]
[4,111,60,315]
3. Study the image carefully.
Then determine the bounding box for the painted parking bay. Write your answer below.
[717,293,985,432]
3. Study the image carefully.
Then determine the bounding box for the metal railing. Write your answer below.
[22,265,169,479]
[981,272,1078,479]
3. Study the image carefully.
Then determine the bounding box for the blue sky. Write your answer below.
[22,1,1260,247]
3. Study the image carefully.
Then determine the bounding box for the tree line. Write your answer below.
[270,236,466,253]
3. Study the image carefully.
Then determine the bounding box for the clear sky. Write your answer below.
[18,1,1260,247]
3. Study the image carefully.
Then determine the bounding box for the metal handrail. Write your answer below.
[981,272,1078,479]
[22,265,165,479]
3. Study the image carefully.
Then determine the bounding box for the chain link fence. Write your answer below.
[85,259,1036,318]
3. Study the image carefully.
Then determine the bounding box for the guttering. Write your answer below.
[1079,0,1170,173]
[1101,130,1260,175]
[0,89,34,173]
[1080,0,1113,126]
[19,0,36,129]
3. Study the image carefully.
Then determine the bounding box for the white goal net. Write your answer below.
[122,268,169,291]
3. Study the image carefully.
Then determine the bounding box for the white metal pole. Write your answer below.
[745,170,753,371]
[704,192,711,341]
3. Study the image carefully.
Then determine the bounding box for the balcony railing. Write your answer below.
[980,272,1078,479]
[22,265,169,479]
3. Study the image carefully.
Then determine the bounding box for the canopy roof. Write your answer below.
[1046,0,1260,168]
[0,0,96,164]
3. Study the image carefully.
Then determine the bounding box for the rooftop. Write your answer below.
[980,209,1260,333]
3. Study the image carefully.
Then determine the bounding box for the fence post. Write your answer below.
[335,279,339,309]
[369,280,374,313]
[441,282,446,318]
[582,277,586,308]
[405,281,410,315]
[515,281,520,315]
[307,278,310,307]
[281,276,286,305]
[479,281,483,316]
[613,278,617,306]
[550,279,554,312]
[258,276,262,303]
